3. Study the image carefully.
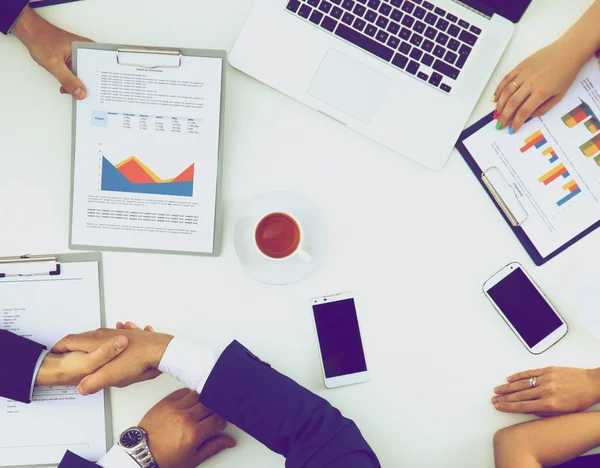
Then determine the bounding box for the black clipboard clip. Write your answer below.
[0,255,61,278]
[481,167,529,227]
[116,48,182,69]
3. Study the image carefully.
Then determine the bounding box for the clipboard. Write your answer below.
[456,112,600,266]
[0,252,112,468]
[69,43,226,256]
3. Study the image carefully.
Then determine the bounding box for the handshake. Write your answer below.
[38,322,235,468]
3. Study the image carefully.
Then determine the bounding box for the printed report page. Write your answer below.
[71,48,223,253]
[463,56,600,258]
[0,262,106,467]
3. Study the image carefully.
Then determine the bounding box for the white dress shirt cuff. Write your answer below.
[158,337,220,394]
[97,445,139,468]
[29,349,49,400]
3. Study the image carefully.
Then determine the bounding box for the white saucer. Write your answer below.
[234,192,327,285]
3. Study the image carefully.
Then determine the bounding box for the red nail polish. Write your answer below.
[493,111,499,120]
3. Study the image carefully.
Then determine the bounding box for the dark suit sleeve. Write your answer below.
[0,329,47,403]
[0,0,29,35]
[58,451,97,468]
[200,341,380,468]
[555,454,600,467]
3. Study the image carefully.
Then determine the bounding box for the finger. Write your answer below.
[494,400,547,414]
[52,333,100,354]
[83,336,128,373]
[116,322,125,329]
[48,61,87,100]
[165,388,192,402]
[196,414,228,442]
[492,388,542,403]
[530,96,561,118]
[498,84,531,130]
[60,87,68,94]
[507,368,545,383]
[189,402,213,421]
[494,375,544,395]
[494,68,520,103]
[177,390,201,409]
[144,326,156,332]
[508,92,549,133]
[194,435,236,465]
[137,368,161,382]
[124,321,142,330]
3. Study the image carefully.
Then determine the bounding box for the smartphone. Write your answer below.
[483,262,568,354]
[310,292,370,388]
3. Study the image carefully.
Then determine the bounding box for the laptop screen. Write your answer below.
[481,0,532,23]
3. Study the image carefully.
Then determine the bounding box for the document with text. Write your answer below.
[70,46,224,255]
[0,261,107,467]
[463,55,600,259]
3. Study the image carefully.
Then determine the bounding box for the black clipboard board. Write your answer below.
[456,112,600,266]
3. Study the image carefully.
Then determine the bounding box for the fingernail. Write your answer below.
[494,403,502,410]
[114,336,128,350]
[493,111,498,120]
[492,94,497,103]
[508,127,515,135]
[78,385,87,396]
[495,121,502,130]
[73,88,83,97]
[491,397,498,403]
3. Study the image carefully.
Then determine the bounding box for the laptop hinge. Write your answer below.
[451,0,494,20]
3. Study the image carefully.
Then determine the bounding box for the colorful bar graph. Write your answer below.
[542,147,556,157]
[557,180,582,206]
[595,154,600,166]
[520,130,548,153]
[562,101,594,128]
[539,163,568,185]
[585,117,600,133]
[580,134,600,157]
[549,155,559,163]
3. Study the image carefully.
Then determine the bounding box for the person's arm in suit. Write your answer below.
[0,0,28,35]
[62,328,380,468]
[1,3,90,99]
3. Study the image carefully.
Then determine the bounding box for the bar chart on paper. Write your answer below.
[520,130,547,153]
[101,156,194,197]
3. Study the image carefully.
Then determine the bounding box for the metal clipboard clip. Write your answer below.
[116,48,182,69]
[481,167,529,227]
[0,255,61,279]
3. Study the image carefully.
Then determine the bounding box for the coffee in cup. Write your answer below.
[254,212,311,262]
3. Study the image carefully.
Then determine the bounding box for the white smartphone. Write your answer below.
[310,292,370,388]
[483,262,568,354]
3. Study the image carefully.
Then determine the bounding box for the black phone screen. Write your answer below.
[488,268,563,348]
[313,298,367,378]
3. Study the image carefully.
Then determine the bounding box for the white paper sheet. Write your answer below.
[0,262,107,467]
[463,55,600,258]
[71,48,223,254]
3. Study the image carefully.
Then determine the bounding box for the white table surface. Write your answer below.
[2,0,600,466]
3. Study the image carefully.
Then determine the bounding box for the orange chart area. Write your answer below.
[116,156,194,184]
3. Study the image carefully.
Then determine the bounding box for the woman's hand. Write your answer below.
[492,367,600,417]
[36,335,128,387]
[11,6,93,99]
[493,40,583,134]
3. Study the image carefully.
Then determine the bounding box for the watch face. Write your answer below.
[120,428,144,449]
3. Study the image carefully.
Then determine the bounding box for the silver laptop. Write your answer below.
[230,0,532,170]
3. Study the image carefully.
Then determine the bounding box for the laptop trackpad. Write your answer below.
[307,49,391,124]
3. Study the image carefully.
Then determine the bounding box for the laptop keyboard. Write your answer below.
[286,0,482,94]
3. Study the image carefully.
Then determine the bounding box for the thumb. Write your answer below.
[50,62,87,100]
[194,435,236,465]
[81,336,128,379]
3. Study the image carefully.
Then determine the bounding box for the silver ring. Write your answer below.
[529,376,537,388]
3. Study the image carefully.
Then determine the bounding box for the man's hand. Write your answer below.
[140,389,236,468]
[492,367,600,416]
[11,6,92,99]
[36,335,128,387]
[52,327,173,395]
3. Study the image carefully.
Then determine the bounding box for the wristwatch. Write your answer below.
[118,427,159,468]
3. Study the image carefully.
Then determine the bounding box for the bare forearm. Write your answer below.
[556,1,600,69]
[495,412,600,468]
